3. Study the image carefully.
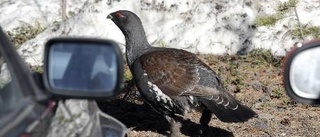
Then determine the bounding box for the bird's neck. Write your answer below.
[125,32,151,67]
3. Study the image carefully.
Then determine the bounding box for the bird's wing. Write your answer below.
[139,49,258,120]
[139,49,221,97]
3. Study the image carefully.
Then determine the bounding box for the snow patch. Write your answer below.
[0,0,89,31]
[2,0,320,66]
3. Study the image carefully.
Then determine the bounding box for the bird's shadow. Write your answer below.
[97,99,234,137]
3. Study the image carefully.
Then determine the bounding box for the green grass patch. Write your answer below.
[248,49,283,67]
[6,22,44,48]
[255,15,280,26]
[292,25,320,38]
[277,0,299,12]
[255,0,299,26]
[124,67,133,81]
[271,87,285,99]
[30,65,44,73]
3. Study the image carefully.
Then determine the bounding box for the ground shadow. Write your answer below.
[180,118,234,137]
[97,98,234,137]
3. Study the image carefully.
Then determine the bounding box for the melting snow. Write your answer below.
[1,0,320,66]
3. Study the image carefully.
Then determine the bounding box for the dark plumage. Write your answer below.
[107,10,257,135]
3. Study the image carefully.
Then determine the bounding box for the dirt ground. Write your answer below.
[97,52,320,137]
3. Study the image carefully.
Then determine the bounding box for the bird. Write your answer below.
[107,10,257,136]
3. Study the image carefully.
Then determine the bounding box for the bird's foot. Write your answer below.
[165,116,183,137]
[170,119,183,137]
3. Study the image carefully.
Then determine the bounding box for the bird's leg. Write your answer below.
[121,79,135,102]
[165,115,182,137]
[200,108,212,136]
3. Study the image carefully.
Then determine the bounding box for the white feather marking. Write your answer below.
[143,73,148,76]
[217,98,224,104]
[147,81,173,106]
[188,96,194,102]
[232,105,238,110]
[223,101,229,107]
[213,96,220,101]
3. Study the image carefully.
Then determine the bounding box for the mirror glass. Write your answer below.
[48,42,118,93]
[290,46,320,99]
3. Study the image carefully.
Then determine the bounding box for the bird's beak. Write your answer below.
[107,14,113,20]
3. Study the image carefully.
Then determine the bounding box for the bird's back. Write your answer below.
[131,48,257,121]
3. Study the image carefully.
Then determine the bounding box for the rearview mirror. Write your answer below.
[43,38,123,99]
[284,40,320,105]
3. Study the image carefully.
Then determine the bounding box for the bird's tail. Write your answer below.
[199,91,257,122]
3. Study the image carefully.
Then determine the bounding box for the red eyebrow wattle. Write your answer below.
[115,12,125,18]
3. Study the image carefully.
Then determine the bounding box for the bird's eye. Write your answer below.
[115,12,125,18]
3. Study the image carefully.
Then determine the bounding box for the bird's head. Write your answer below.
[107,10,145,38]
[107,10,150,65]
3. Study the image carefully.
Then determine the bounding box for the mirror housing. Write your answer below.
[284,40,320,105]
[43,38,124,99]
